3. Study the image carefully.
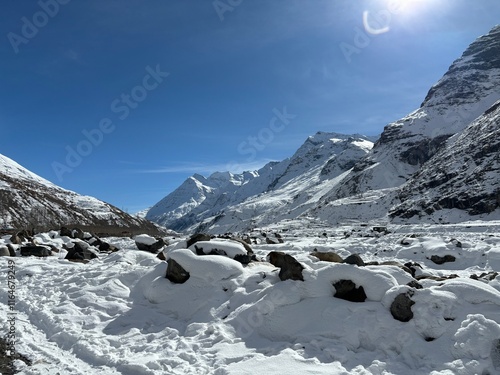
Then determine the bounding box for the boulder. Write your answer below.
[134,234,166,253]
[407,280,423,289]
[492,339,500,370]
[390,292,415,322]
[266,237,277,245]
[98,241,119,252]
[166,258,190,283]
[268,251,304,281]
[404,262,423,277]
[20,245,52,257]
[65,241,98,261]
[0,246,10,257]
[186,233,212,248]
[429,255,456,265]
[9,234,22,245]
[233,253,257,265]
[72,228,85,240]
[333,280,367,302]
[60,226,73,237]
[470,272,498,281]
[343,254,365,267]
[7,244,16,257]
[157,251,166,261]
[311,251,343,263]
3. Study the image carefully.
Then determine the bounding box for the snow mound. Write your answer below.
[168,248,244,282]
[188,240,248,258]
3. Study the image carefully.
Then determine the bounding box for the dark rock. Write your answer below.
[186,233,212,248]
[373,226,388,234]
[311,251,343,263]
[135,237,166,253]
[233,253,257,265]
[404,262,423,278]
[60,226,72,237]
[266,237,277,245]
[13,230,32,244]
[98,241,119,252]
[416,274,460,281]
[492,339,500,369]
[9,234,23,245]
[166,258,190,283]
[429,255,456,265]
[0,246,10,257]
[48,245,60,253]
[390,292,415,322]
[194,244,226,256]
[157,251,166,261]
[65,241,98,261]
[20,245,52,257]
[333,280,367,302]
[343,254,365,267]
[72,228,85,240]
[268,251,304,281]
[407,280,424,289]
[450,238,463,248]
[7,244,16,257]
[470,272,498,281]
[401,238,411,245]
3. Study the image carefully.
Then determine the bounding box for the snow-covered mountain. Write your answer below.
[147,133,376,232]
[0,153,162,234]
[391,99,500,222]
[147,25,500,234]
[329,24,500,200]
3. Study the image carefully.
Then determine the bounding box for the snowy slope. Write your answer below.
[329,25,500,198]
[3,223,500,374]
[148,133,376,233]
[391,99,500,222]
[146,168,277,231]
[199,133,376,233]
[0,153,162,233]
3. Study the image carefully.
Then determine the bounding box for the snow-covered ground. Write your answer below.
[2,221,500,374]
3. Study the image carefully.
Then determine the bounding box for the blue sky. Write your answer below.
[1,0,499,213]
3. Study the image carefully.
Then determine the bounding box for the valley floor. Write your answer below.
[2,220,500,374]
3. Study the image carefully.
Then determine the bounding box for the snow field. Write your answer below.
[1,224,500,374]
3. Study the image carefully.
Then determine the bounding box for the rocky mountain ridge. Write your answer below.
[0,153,163,235]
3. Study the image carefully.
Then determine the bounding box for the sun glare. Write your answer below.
[388,0,434,15]
[363,0,439,35]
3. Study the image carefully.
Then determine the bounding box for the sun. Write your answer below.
[363,0,438,35]
[386,0,434,15]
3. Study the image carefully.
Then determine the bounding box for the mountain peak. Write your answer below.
[0,153,162,233]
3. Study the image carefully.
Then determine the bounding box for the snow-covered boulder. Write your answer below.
[187,238,256,264]
[134,234,166,253]
[167,249,243,283]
